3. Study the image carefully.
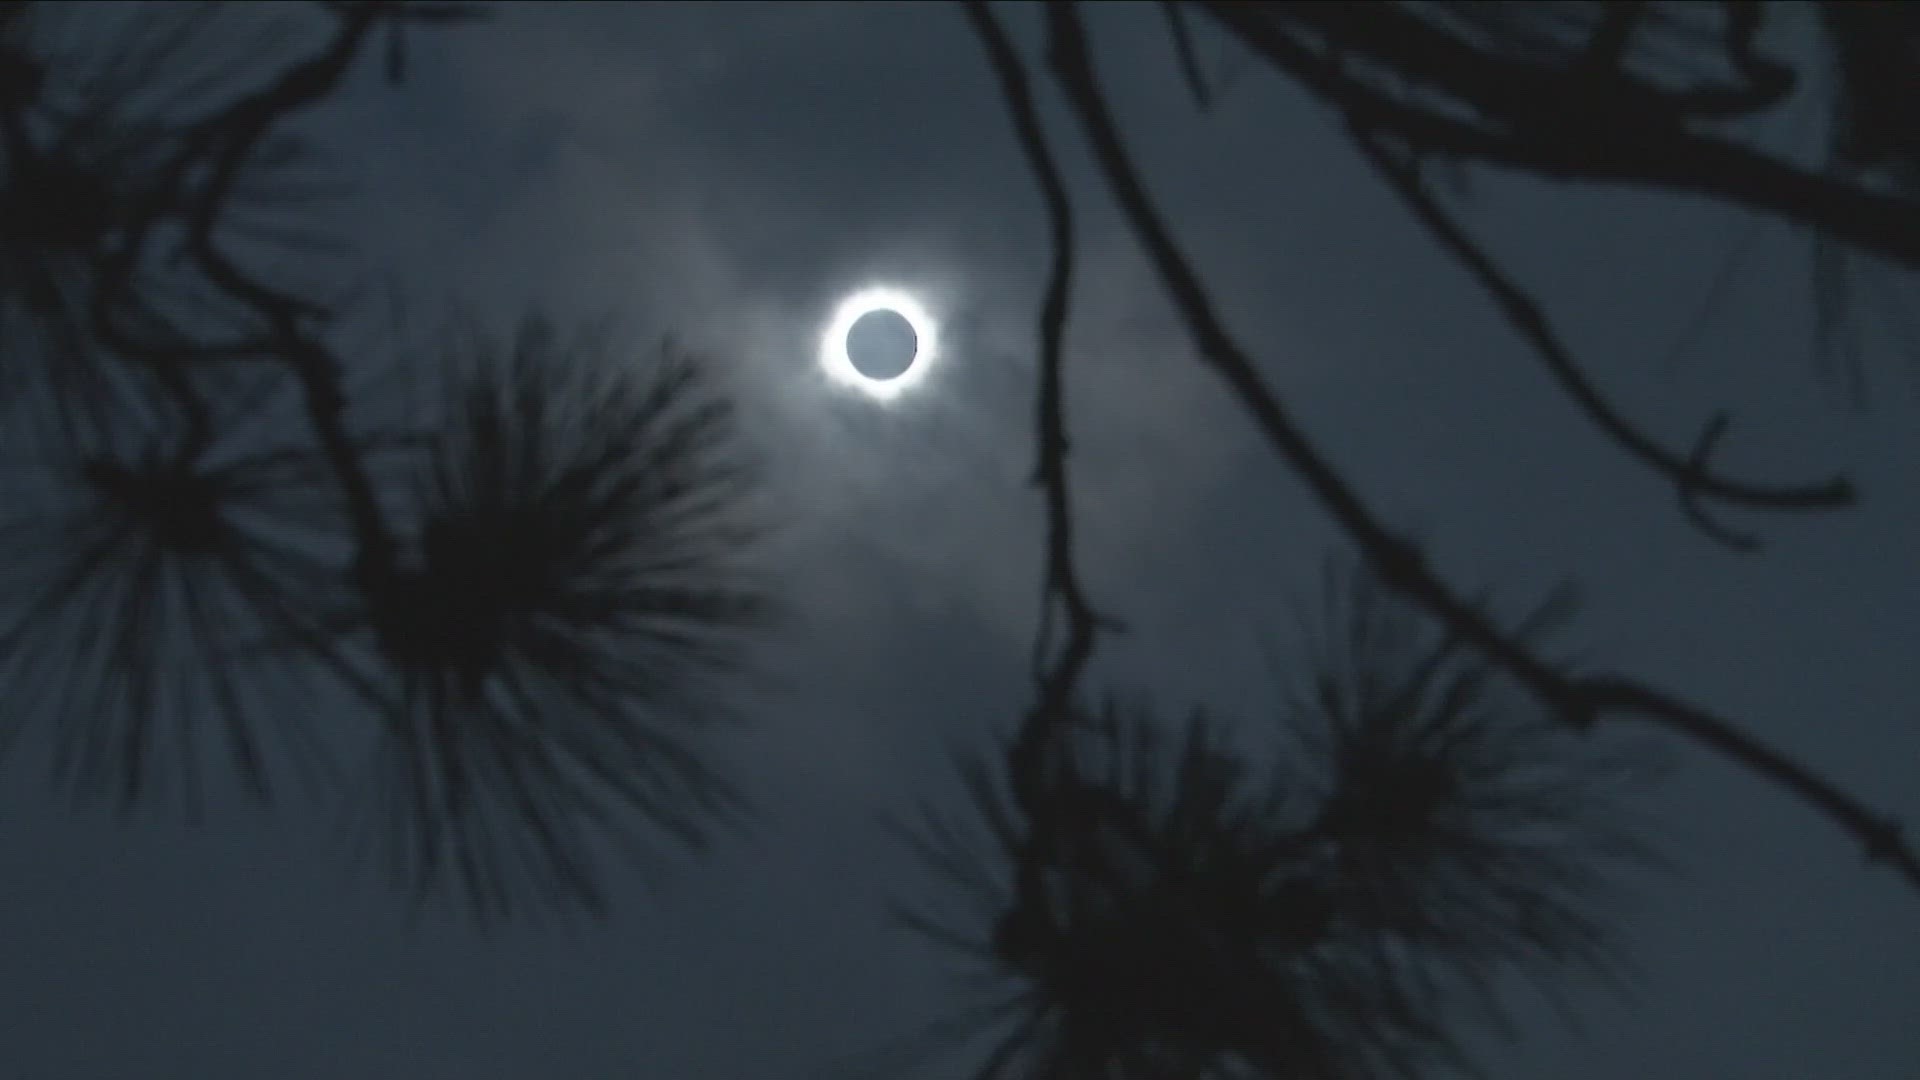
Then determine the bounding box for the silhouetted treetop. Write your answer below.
[346,319,772,925]
[0,1,776,924]
[869,561,1661,1080]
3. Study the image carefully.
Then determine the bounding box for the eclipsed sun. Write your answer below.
[820,287,939,401]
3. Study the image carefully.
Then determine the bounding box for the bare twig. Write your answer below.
[178,4,400,592]
[1038,0,1920,899]
[149,2,487,588]
[1158,0,1212,112]
[1581,676,1916,877]
[1041,0,1576,717]
[1348,126,1855,552]
[960,0,1121,828]
[1198,3,1920,272]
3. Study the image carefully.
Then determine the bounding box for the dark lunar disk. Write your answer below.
[844,308,918,381]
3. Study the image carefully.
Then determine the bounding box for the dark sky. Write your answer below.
[4,3,1919,1077]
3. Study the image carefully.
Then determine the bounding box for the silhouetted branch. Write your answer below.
[1580,676,1917,878]
[0,2,272,444]
[315,0,489,85]
[1197,2,1920,271]
[337,318,770,925]
[1037,0,1920,901]
[868,559,1662,1079]
[1159,0,1213,112]
[61,0,487,610]
[1282,560,1663,1019]
[961,0,1123,831]
[1041,0,1576,714]
[175,2,404,596]
[0,366,352,816]
[1347,124,1856,552]
[3,2,777,927]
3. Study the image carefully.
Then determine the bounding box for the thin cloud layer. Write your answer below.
[3,4,1918,1079]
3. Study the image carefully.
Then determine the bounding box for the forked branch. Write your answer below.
[1197,2,1920,272]
[173,2,470,594]
[961,0,1122,831]
[1028,0,1920,899]
[1348,125,1855,552]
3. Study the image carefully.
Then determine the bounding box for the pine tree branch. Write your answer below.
[1348,125,1855,552]
[1037,0,1920,901]
[173,3,445,595]
[1199,2,1920,271]
[961,0,1121,835]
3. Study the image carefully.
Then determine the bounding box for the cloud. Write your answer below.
[348,2,1264,670]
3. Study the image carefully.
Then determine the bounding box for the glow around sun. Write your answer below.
[820,287,939,401]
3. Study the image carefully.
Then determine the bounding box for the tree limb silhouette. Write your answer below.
[177,2,406,595]
[871,561,1663,1079]
[1033,0,1920,900]
[961,0,1123,830]
[0,1,774,923]
[1347,124,1855,552]
[1196,2,1920,271]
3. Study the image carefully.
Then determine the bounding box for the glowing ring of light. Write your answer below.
[820,287,938,401]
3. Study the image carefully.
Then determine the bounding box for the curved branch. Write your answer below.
[179,4,400,592]
[1042,0,1576,716]
[1582,675,1919,881]
[1199,3,1920,273]
[1159,0,1213,111]
[1038,0,1920,901]
[1676,412,1753,549]
[145,3,483,594]
[959,0,1121,825]
[1348,126,1855,552]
